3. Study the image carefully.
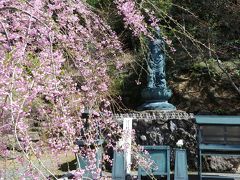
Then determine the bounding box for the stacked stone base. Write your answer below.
[131,110,240,172]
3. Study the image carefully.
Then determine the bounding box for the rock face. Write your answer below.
[204,156,239,173]
[169,74,240,115]
[133,117,197,170]
[133,115,240,172]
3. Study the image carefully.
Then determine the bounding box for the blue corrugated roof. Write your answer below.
[195,115,240,125]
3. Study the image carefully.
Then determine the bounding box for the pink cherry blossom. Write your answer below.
[115,0,148,36]
[0,0,155,178]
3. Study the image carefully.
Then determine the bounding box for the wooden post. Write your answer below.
[174,149,188,180]
[123,117,133,174]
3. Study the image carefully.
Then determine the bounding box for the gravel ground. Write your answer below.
[0,150,76,179]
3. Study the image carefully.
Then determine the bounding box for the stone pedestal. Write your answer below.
[138,101,176,111]
[114,111,240,173]
[129,111,240,172]
[132,110,196,170]
[138,85,175,111]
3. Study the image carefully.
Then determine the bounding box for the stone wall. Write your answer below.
[132,115,240,172]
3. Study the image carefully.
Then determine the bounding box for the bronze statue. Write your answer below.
[147,28,167,89]
[138,28,175,110]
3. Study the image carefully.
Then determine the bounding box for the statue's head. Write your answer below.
[156,27,161,37]
[150,27,164,49]
[151,38,164,55]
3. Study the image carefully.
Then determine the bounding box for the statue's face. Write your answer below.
[152,40,163,53]
[154,48,159,54]
[155,39,161,45]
